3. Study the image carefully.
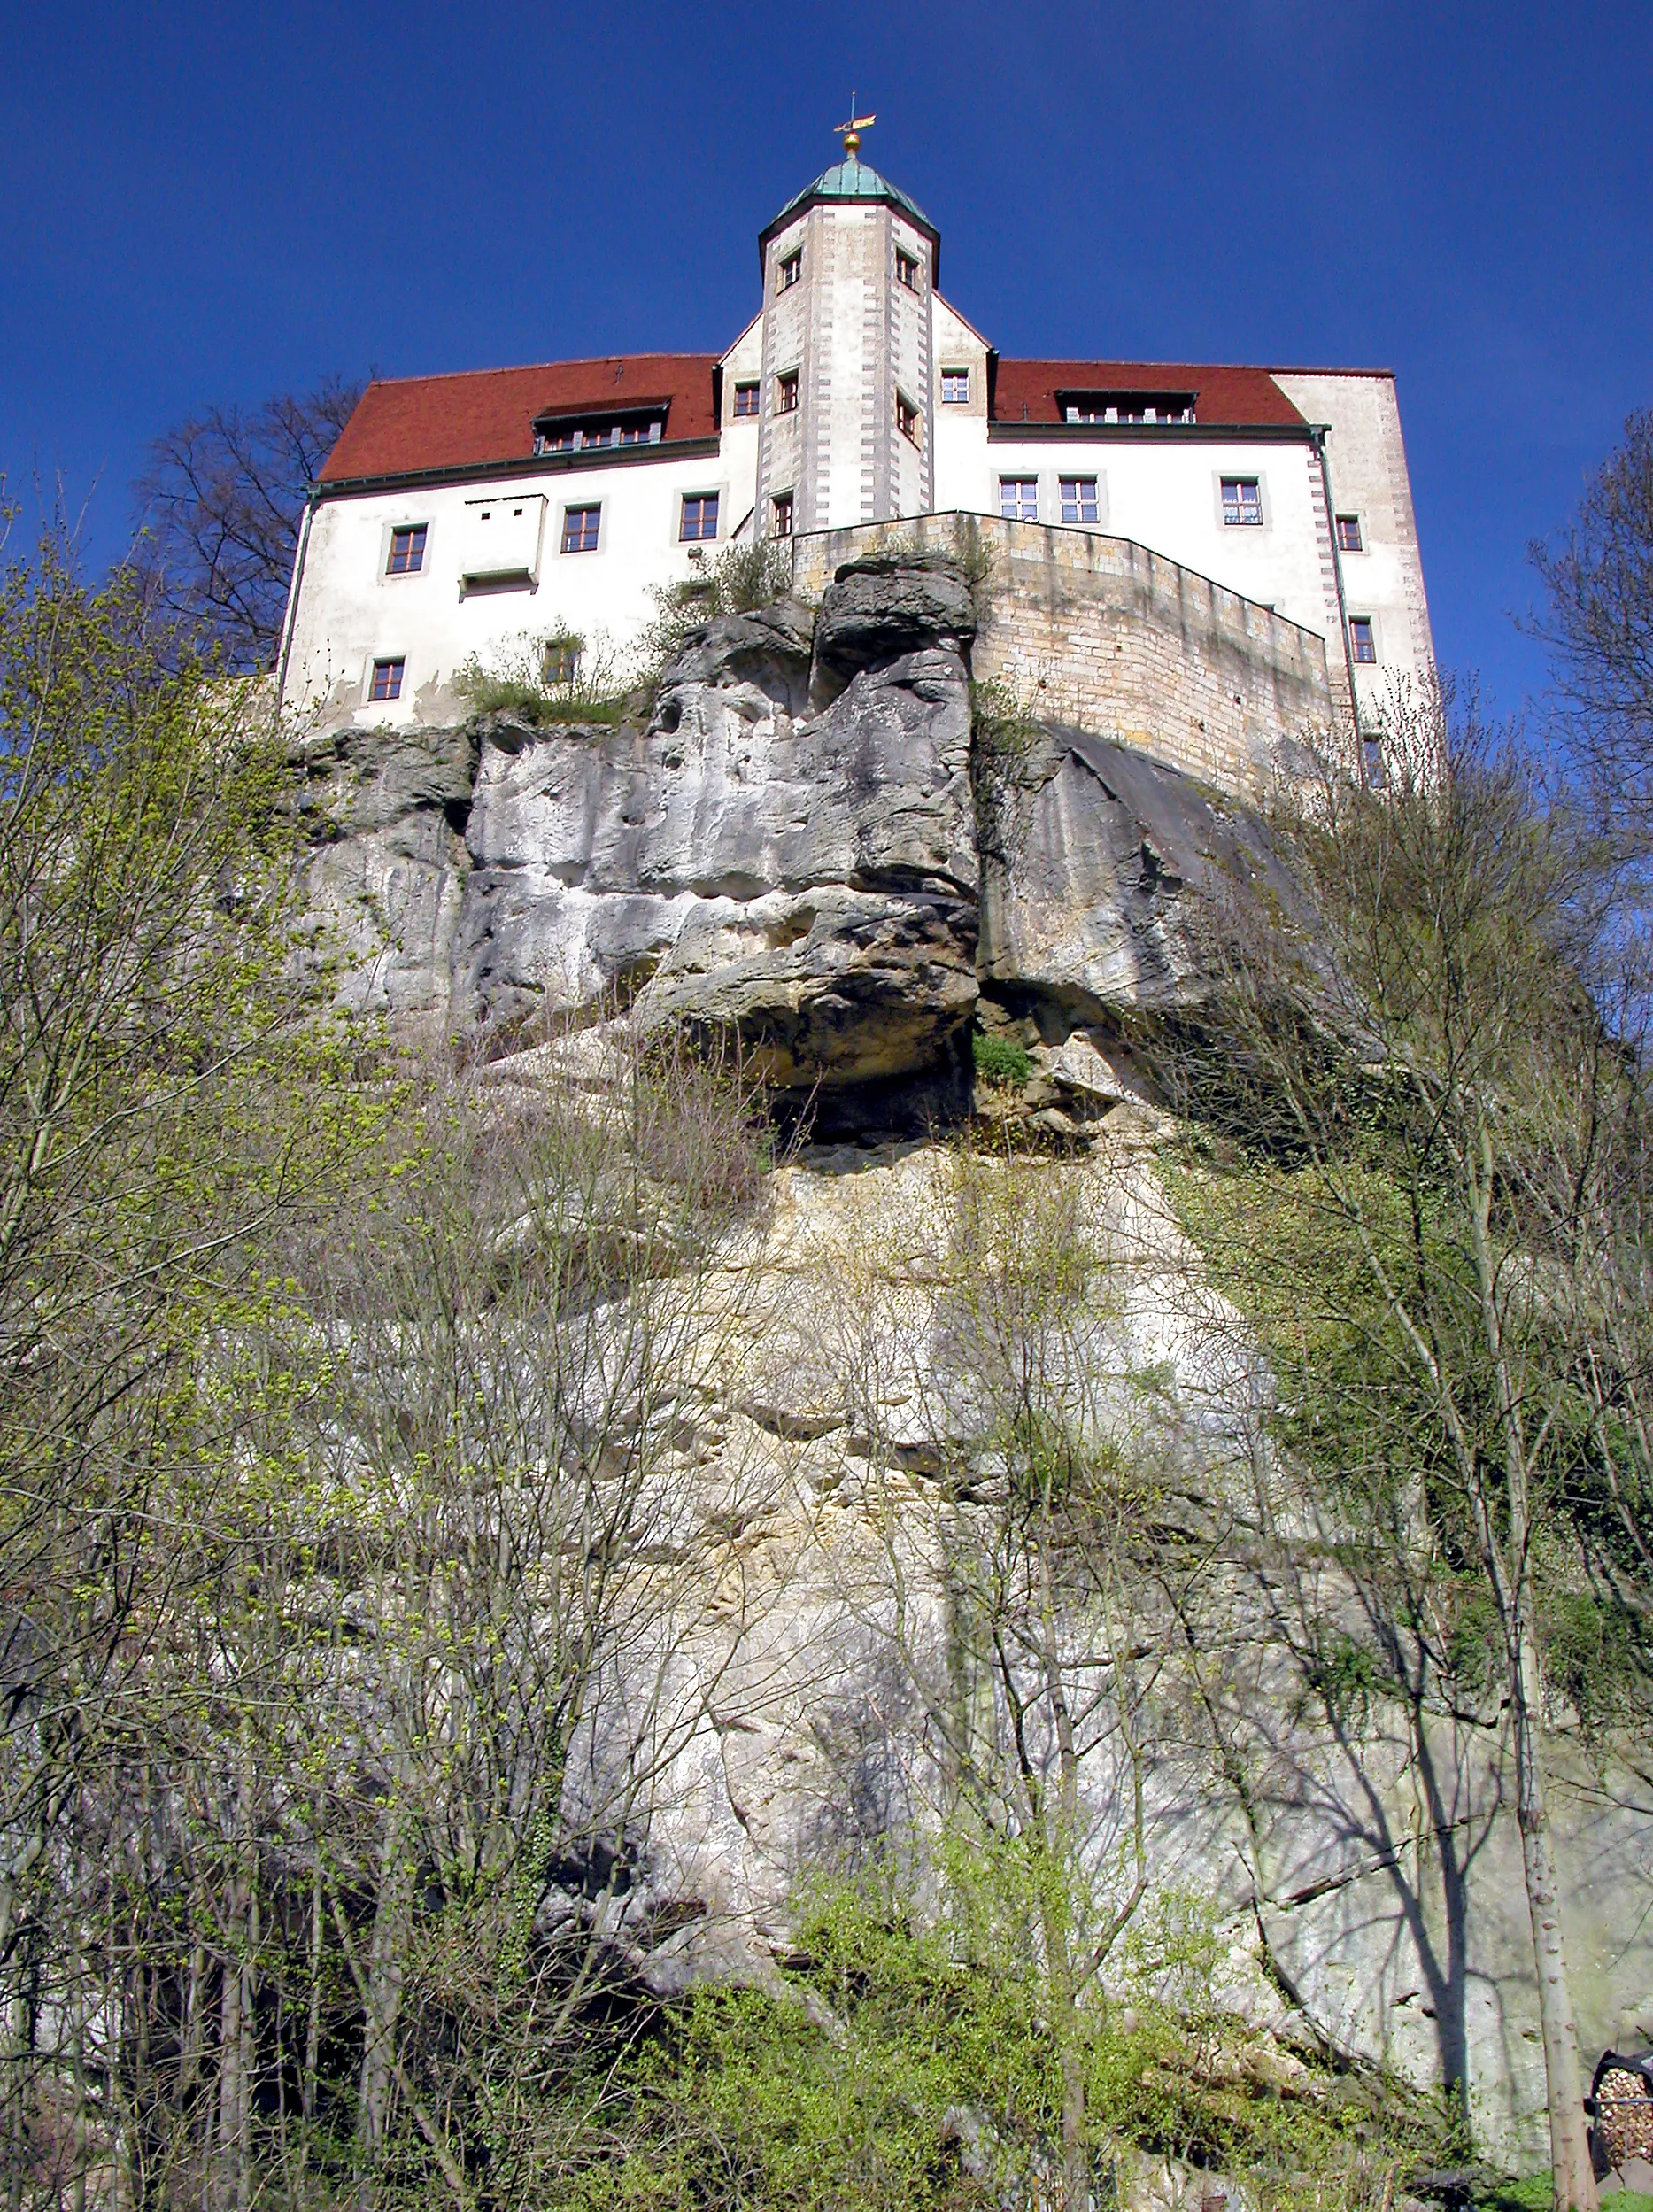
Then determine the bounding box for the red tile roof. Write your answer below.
[318,354,722,483]
[990,360,1307,429]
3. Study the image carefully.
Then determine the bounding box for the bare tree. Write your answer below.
[1159,684,1652,2210]
[1531,408,1653,833]
[132,375,363,669]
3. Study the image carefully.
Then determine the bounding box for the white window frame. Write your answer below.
[1058,475,1101,527]
[1000,476,1039,524]
[940,367,970,406]
[1215,473,1269,530]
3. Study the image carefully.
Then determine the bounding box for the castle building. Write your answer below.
[280,128,1433,774]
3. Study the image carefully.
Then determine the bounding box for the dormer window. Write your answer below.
[532,408,663,456]
[779,250,802,291]
[1061,391,1196,426]
[896,250,920,291]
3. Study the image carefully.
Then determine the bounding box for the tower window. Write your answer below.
[776,371,799,415]
[733,382,760,418]
[1060,477,1099,526]
[387,524,426,576]
[368,657,404,702]
[561,506,601,553]
[1000,476,1039,524]
[1221,477,1263,526]
[771,491,794,538]
[896,250,920,291]
[681,493,720,542]
[778,250,801,290]
[1349,616,1377,663]
[940,369,969,405]
[1336,514,1363,552]
[896,392,921,446]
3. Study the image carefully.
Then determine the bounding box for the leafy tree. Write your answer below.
[1162,685,1653,2210]
[132,375,363,669]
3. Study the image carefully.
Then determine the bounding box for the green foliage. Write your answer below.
[455,626,631,724]
[637,538,800,678]
[541,1883,1460,2212]
[971,1028,1032,1090]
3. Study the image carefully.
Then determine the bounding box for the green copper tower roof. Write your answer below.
[758,156,940,275]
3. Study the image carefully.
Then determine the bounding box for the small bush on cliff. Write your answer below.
[972,1028,1032,1089]
[455,624,631,723]
[637,538,801,680]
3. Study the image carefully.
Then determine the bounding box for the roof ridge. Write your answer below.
[359,351,721,391]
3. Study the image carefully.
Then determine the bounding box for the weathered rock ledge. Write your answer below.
[296,555,1283,1133]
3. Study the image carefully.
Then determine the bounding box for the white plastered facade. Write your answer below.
[280,171,1433,746]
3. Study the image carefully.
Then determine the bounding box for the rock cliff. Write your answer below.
[291,558,1653,2169]
[296,553,1279,1132]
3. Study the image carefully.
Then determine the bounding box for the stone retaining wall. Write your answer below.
[790,512,1333,795]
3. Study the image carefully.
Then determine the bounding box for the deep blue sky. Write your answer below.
[4,0,1649,715]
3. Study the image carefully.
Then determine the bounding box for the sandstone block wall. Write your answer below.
[792,512,1334,795]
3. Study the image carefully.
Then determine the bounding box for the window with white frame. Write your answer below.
[778,250,801,290]
[1000,476,1039,523]
[1060,477,1099,525]
[940,368,969,405]
[1221,477,1263,526]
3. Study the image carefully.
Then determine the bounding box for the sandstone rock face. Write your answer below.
[299,557,1286,1125]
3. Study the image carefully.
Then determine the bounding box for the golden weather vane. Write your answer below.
[835,96,876,159]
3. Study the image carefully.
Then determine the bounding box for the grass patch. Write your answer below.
[455,630,632,726]
[973,1029,1033,1090]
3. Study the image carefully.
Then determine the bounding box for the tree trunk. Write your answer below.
[1511,1631,1598,2212]
[355,1803,414,2205]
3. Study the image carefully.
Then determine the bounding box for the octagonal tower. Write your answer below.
[754,149,939,537]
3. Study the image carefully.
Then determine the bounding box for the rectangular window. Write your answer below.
[1349,616,1377,663]
[581,426,614,451]
[896,249,919,291]
[733,381,760,418]
[776,371,799,414]
[1000,476,1039,523]
[542,640,580,685]
[561,505,601,553]
[681,492,720,542]
[896,392,921,446]
[940,368,969,406]
[387,524,426,576]
[1060,476,1099,525]
[368,657,404,702]
[1336,514,1363,553]
[618,422,652,445]
[771,491,793,538]
[778,250,801,290]
[1221,477,1263,526]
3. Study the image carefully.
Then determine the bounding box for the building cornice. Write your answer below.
[985,420,1318,446]
[314,434,722,501]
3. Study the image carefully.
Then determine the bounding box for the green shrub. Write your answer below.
[972,1029,1032,1089]
[454,627,630,725]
